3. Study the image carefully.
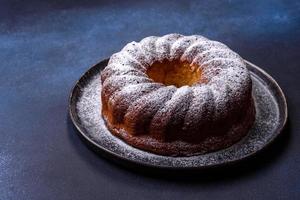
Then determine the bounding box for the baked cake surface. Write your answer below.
[101,34,255,156]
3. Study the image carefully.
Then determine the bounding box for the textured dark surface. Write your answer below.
[0,0,299,200]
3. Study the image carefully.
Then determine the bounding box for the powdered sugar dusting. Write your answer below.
[102,34,252,130]
[74,65,284,167]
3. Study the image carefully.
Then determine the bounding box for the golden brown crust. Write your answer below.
[103,98,255,156]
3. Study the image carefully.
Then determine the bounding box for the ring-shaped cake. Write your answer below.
[101,34,255,156]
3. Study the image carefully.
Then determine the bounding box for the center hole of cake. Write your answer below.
[146,59,202,87]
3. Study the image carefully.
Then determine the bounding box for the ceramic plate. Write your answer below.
[69,59,287,170]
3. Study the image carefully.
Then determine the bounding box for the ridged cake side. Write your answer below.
[101,34,255,156]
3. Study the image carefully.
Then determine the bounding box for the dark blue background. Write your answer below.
[1,0,299,199]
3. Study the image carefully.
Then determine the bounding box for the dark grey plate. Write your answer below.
[69,59,287,170]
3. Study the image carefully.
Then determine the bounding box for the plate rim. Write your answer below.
[68,58,288,170]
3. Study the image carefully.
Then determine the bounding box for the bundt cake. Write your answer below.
[101,34,255,156]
